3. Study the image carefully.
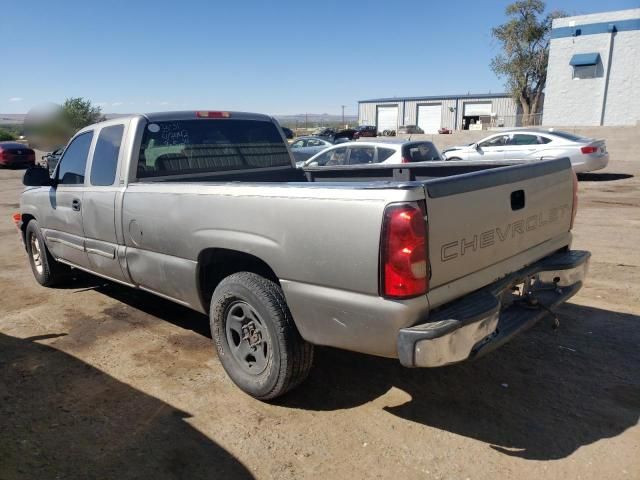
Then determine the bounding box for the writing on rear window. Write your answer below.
[137,119,290,178]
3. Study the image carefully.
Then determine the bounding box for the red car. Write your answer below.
[0,142,35,168]
[353,125,377,139]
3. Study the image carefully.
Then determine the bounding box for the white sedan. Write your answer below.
[303,140,442,168]
[442,129,609,173]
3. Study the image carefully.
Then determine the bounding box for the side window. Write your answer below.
[90,125,124,186]
[509,134,539,146]
[312,147,348,166]
[479,135,506,148]
[348,146,375,165]
[58,131,93,185]
[291,140,304,149]
[405,143,441,162]
[377,148,395,162]
[538,136,552,144]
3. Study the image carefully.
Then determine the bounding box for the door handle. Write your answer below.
[71,198,81,211]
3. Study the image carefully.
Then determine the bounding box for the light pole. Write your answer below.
[340,105,347,127]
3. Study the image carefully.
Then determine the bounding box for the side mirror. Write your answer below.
[23,166,54,187]
[473,143,480,150]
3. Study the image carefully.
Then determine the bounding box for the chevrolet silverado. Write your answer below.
[16,111,590,399]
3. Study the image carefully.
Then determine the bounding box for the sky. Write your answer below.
[1,0,637,115]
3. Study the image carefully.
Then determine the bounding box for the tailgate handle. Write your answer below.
[511,190,525,211]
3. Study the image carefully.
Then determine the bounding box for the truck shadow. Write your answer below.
[281,303,640,461]
[0,332,253,479]
[76,277,639,462]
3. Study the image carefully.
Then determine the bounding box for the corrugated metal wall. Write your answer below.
[359,102,402,127]
[359,96,521,130]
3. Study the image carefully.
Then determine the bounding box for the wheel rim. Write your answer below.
[225,300,271,375]
[30,233,43,275]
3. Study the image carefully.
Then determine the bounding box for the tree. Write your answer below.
[61,97,105,132]
[490,0,565,125]
[0,128,17,141]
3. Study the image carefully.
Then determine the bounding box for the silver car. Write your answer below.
[289,136,334,166]
[442,129,609,173]
[303,140,442,167]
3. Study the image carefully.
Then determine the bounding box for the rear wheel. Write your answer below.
[25,220,71,286]
[210,272,313,400]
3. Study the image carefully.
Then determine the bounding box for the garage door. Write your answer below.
[376,106,398,134]
[417,104,442,134]
[464,102,492,116]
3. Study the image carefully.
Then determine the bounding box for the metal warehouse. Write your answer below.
[358,93,521,134]
[543,8,640,126]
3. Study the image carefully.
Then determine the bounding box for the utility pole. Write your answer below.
[341,105,346,127]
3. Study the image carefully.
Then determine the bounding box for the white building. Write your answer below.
[358,93,520,133]
[543,8,640,126]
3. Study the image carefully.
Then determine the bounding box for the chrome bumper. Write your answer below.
[397,250,590,368]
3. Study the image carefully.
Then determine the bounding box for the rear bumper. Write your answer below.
[573,153,609,173]
[397,249,590,367]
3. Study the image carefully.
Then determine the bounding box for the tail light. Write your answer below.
[581,146,598,154]
[380,202,428,298]
[401,156,410,163]
[570,170,578,229]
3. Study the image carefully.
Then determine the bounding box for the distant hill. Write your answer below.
[1,112,359,130]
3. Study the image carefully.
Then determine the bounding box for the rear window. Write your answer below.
[402,142,441,162]
[137,119,290,178]
[549,131,587,142]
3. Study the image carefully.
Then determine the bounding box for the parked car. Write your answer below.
[310,128,355,142]
[303,140,443,167]
[334,128,357,141]
[353,125,377,139]
[289,136,334,166]
[313,127,335,138]
[398,125,424,135]
[42,147,64,174]
[438,127,452,134]
[281,126,294,140]
[17,110,587,400]
[0,142,35,169]
[442,129,609,173]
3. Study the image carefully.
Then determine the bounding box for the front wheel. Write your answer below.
[25,220,70,286]
[210,272,314,400]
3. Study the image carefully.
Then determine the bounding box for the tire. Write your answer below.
[25,220,71,287]
[210,272,314,400]
[446,156,462,161]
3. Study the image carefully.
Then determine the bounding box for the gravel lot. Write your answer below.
[0,154,638,479]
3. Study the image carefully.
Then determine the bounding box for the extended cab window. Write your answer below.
[138,119,290,178]
[90,125,124,186]
[58,131,93,185]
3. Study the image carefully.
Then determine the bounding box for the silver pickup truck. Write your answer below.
[17,111,590,400]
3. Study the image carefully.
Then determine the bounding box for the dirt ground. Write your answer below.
[0,156,638,480]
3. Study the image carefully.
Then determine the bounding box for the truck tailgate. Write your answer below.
[425,159,574,291]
